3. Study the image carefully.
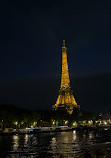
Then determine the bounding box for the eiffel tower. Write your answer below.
[52,40,80,114]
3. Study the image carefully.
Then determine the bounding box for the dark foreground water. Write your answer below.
[0,128,111,158]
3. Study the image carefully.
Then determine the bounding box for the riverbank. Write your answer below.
[0,126,70,135]
[0,125,110,135]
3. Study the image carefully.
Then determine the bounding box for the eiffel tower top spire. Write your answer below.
[61,40,70,89]
[63,40,65,47]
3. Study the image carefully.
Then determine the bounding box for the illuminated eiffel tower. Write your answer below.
[52,40,80,114]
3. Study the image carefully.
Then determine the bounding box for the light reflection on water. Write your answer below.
[0,129,111,157]
[13,135,19,151]
[24,134,28,144]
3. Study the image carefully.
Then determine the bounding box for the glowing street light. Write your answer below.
[14,122,18,126]
[65,120,68,125]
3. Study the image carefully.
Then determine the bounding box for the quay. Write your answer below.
[0,126,70,135]
[0,125,111,135]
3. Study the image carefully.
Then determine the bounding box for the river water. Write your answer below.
[0,128,111,158]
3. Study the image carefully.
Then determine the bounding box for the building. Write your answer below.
[52,40,80,114]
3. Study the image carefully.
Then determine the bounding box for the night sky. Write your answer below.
[0,0,111,112]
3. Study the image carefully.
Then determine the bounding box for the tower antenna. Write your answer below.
[63,40,65,47]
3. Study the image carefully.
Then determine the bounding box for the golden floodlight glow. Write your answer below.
[52,40,80,114]
[65,120,68,124]
[14,121,18,126]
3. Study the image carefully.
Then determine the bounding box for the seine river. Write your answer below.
[0,128,111,158]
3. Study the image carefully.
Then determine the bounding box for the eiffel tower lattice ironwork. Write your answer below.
[52,40,80,114]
